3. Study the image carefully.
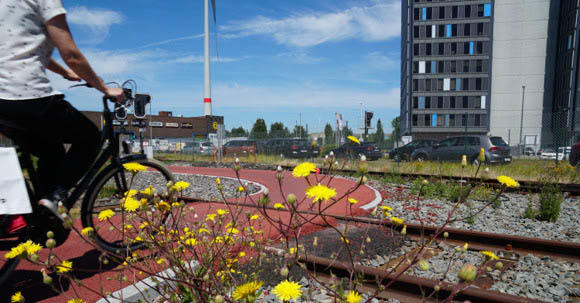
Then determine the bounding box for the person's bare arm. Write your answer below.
[47,58,81,81]
[45,14,124,102]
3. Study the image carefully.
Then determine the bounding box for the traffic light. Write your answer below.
[365,111,373,128]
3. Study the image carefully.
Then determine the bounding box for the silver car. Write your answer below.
[182,141,213,155]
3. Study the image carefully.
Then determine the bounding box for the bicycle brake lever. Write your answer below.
[69,83,93,89]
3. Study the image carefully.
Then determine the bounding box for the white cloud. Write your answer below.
[67,6,123,44]
[221,0,400,48]
[277,51,322,64]
[364,51,398,70]
[140,34,204,49]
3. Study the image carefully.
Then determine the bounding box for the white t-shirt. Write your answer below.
[0,0,66,100]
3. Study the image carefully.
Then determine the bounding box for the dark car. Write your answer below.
[389,140,437,161]
[262,138,318,158]
[570,142,580,167]
[330,142,382,161]
[222,140,256,157]
[411,135,511,164]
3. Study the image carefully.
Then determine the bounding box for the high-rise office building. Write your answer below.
[401,0,494,140]
[402,0,580,150]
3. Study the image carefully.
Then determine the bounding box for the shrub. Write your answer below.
[321,144,337,156]
[538,183,563,222]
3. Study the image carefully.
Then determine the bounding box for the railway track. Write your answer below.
[182,196,580,302]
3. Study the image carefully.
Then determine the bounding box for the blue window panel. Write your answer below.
[419,97,425,109]
[484,4,491,17]
[469,42,474,54]
[456,78,461,91]
[445,114,450,126]
[446,24,451,37]
[432,114,437,127]
[422,8,427,20]
[431,61,436,73]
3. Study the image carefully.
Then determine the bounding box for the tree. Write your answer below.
[269,122,290,138]
[324,123,334,145]
[342,125,353,142]
[292,125,308,139]
[250,118,268,139]
[391,116,401,147]
[230,126,247,137]
[375,119,385,146]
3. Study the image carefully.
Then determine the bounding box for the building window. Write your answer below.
[450,96,456,108]
[426,7,432,19]
[475,114,481,126]
[425,79,432,91]
[476,60,482,72]
[414,8,420,20]
[431,61,436,73]
[452,6,458,18]
[418,96,425,108]
[414,26,420,38]
[456,78,461,91]
[414,44,419,55]
[469,41,474,54]
[437,79,444,90]
[413,97,418,108]
[438,96,443,108]
[432,114,438,127]
[425,97,431,108]
[444,78,450,91]
[413,61,419,73]
[426,43,432,55]
[476,78,482,90]
[451,43,457,55]
[481,96,486,109]
[462,78,469,90]
[439,6,445,19]
[568,35,573,49]
[452,24,457,36]
[425,114,432,127]
[477,23,483,35]
[464,5,471,18]
[450,114,456,126]
[419,61,425,73]
[412,114,418,126]
[476,41,483,54]
[451,61,456,72]
[450,78,456,91]
[477,4,484,17]
[445,114,450,126]
[464,24,471,36]
[422,8,427,20]
[413,79,418,91]
[484,4,491,17]
[438,61,444,73]
[438,43,444,55]
[446,24,452,37]
[463,60,469,72]
[439,25,445,37]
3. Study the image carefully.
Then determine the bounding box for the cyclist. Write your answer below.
[0,0,125,232]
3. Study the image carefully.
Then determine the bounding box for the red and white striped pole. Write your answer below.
[203,0,212,116]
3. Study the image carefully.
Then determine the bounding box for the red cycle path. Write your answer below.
[1,166,378,303]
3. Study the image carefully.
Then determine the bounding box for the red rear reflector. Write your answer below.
[366,147,372,151]
[489,147,502,151]
[291,145,299,149]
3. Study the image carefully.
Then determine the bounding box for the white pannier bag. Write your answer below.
[0,148,32,215]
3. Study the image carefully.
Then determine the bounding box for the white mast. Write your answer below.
[203,0,212,116]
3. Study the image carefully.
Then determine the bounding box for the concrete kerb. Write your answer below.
[173,172,267,197]
[331,175,382,211]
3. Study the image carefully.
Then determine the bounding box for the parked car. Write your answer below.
[570,143,580,166]
[222,140,256,156]
[183,141,213,155]
[524,147,536,156]
[329,142,382,161]
[389,140,437,161]
[261,138,318,158]
[540,147,570,161]
[411,135,511,164]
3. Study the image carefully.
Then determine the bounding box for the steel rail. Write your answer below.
[180,197,580,262]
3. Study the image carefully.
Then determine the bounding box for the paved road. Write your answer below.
[1,166,379,303]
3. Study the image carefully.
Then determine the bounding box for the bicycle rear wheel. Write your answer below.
[81,158,174,253]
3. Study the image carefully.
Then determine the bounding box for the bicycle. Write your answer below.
[0,81,175,286]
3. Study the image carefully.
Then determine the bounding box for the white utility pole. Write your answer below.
[203,0,212,116]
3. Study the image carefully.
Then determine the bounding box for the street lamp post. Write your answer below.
[519,85,526,156]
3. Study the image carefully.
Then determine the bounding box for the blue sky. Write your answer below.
[52,0,401,134]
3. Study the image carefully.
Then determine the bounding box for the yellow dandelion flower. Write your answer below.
[124,189,138,198]
[123,197,140,212]
[206,213,217,221]
[391,217,404,225]
[155,201,171,212]
[292,162,316,178]
[232,281,263,301]
[56,260,73,273]
[347,136,361,145]
[172,181,190,191]
[348,198,358,204]
[305,183,337,203]
[380,205,393,211]
[139,222,149,229]
[215,177,221,185]
[81,227,94,236]
[341,236,350,244]
[198,228,210,234]
[11,292,24,303]
[272,280,302,301]
[156,258,166,264]
[346,290,363,303]
[227,227,239,234]
[497,176,519,188]
[239,251,246,257]
[140,186,155,195]
[98,209,115,221]
[185,238,198,246]
[273,203,285,209]
[68,299,86,303]
[238,186,244,192]
[250,214,260,220]
[216,209,228,216]
[480,250,499,260]
[123,162,147,173]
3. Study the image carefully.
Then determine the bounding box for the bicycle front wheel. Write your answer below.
[81,158,175,253]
